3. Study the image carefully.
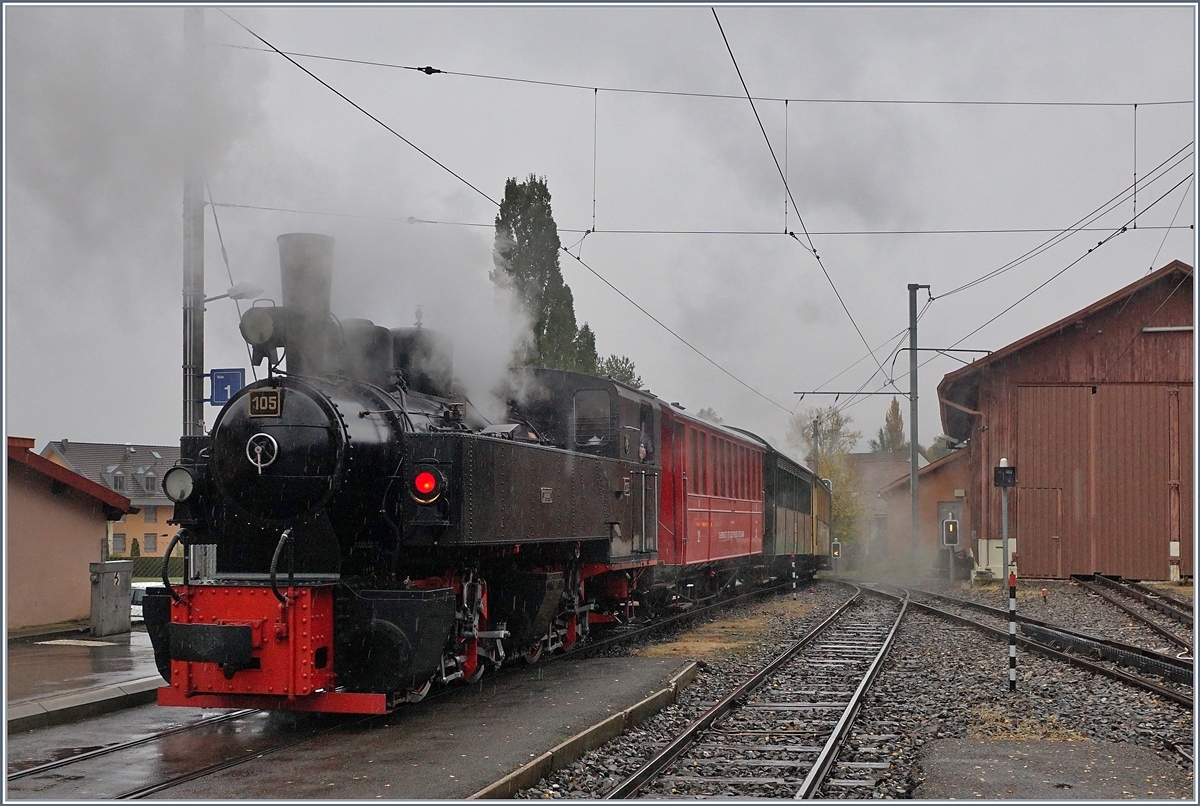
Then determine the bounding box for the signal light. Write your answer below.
[942,518,960,547]
[409,465,445,504]
[831,540,841,558]
[414,471,437,495]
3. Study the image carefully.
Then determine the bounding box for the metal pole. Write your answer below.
[182,7,205,438]
[907,285,922,561]
[1008,570,1017,691]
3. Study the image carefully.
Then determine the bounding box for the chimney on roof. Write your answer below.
[61,438,68,448]
[125,443,137,459]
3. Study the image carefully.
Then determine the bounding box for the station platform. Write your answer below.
[6,626,163,733]
[915,737,1192,799]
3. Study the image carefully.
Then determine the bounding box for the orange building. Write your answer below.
[41,440,179,558]
[7,436,133,630]
[879,449,973,579]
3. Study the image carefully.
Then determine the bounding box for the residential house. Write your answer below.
[41,439,180,559]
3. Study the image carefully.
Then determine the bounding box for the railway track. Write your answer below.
[1070,575,1193,654]
[864,584,1192,710]
[909,587,1193,686]
[603,586,907,799]
[7,580,800,799]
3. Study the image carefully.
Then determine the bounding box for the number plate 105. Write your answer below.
[249,389,282,417]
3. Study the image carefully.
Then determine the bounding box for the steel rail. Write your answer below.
[603,587,862,799]
[794,589,908,799]
[865,584,1192,709]
[5,709,259,781]
[1122,580,1194,615]
[1092,574,1193,626]
[111,582,807,799]
[1071,576,1192,652]
[910,588,1192,676]
[115,712,379,799]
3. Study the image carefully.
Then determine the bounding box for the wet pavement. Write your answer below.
[7,628,159,704]
[915,737,1193,799]
[154,655,688,800]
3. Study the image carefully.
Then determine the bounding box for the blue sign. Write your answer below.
[210,368,246,406]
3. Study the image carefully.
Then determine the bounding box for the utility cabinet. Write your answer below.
[90,560,133,636]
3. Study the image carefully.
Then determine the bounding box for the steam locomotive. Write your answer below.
[145,233,832,715]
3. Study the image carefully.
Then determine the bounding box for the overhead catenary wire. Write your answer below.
[205,183,260,382]
[934,143,1194,299]
[712,7,894,390]
[218,10,498,208]
[838,169,1196,415]
[209,202,1192,237]
[216,42,1192,108]
[560,247,794,414]
[223,10,792,416]
[945,171,1194,351]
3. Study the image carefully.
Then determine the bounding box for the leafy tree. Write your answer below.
[598,354,642,387]
[869,397,908,453]
[130,538,141,558]
[925,436,956,462]
[492,175,598,374]
[696,407,724,424]
[786,407,866,546]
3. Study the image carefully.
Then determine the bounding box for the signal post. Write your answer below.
[994,459,1017,691]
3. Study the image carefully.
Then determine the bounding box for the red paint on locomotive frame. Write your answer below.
[166,585,336,702]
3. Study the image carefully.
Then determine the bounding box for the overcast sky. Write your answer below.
[4,4,1196,456]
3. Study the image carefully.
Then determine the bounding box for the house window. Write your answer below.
[144,533,158,554]
[112,472,125,491]
[144,473,156,493]
[112,534,127,555]
[144,505,157,523]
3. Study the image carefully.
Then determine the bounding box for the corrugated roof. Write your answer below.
[9,437,133,517]
[40,439,179,507]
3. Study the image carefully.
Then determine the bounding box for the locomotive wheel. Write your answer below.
[522,641,544,664]
[406,678,433,703]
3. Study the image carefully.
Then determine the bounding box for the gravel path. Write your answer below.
[514,580,1193,799]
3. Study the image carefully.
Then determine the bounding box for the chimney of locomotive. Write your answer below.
[278,233,335,377]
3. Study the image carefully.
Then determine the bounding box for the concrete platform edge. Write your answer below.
[6,676,163,734]
[469,660,700,799]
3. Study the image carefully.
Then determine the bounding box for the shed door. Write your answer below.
[1016,386,1090,578]
[1017,488,1062,578]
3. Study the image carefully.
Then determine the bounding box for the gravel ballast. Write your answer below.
[514,580,1193,799]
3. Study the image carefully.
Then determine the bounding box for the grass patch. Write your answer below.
[966,704,1089,742]
[634,600,813,660]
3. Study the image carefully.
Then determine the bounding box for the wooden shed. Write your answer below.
[938,261,1193,581]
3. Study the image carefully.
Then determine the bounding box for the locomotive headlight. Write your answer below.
[409,465,445,504]
[163,466,195,503]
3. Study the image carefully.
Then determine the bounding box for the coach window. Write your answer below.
[574,389,611,449]
[715,440,721,497]
[721,440,728,498]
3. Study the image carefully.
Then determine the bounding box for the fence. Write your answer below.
[109,556,184,580]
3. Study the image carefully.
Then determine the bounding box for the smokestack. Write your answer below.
[278,233,335,376]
